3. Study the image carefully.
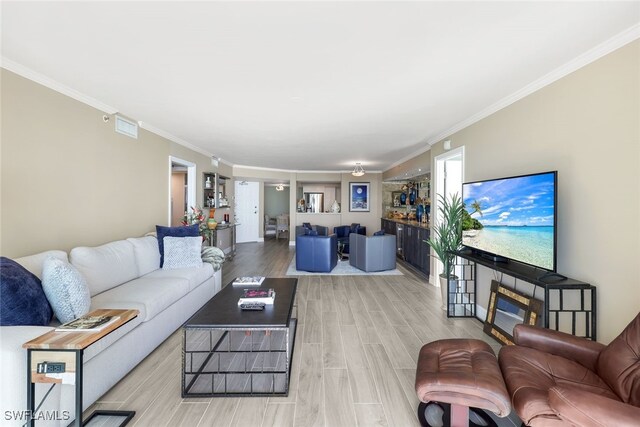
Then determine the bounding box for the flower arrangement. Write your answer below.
[181,206,205,226]
[181,206,212,241]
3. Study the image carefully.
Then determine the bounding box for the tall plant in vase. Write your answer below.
[425,193,464,311]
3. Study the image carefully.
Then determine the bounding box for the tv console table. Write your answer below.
[448,251,597,341]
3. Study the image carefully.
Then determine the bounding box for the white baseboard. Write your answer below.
[257,238,264,242]
[476,304,487,322]
[429,274,437,286]
[289,241,295,246]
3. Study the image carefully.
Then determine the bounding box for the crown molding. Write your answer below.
[137,122,214,158]
[1,57,227,162]
[422,23,640,149]
[383,23,640,174]
[384,143,431,172]
[233,164,383,175]
[2,57,119,114]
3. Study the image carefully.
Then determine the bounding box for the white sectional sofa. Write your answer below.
[0,236,221,426]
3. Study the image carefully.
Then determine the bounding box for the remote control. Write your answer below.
[241,302,265,311]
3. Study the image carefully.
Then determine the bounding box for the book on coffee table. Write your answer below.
[237,288,276,305]
[55,315,120,332]
[232,276,265,286]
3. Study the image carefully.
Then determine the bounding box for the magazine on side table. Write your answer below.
[55,315,120,332]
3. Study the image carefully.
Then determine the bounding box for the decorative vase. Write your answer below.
[409,190,416,205]
[207,208,217,230]
[205,176,212,189]
[400,192,407,205]
[330,200,340,213]
[416,204,424,223]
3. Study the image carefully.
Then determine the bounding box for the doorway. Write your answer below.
[234,181,260,243]
[171,167,187,226]
[168,156,196,226]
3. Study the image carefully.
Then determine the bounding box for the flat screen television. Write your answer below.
[461,171,557,272]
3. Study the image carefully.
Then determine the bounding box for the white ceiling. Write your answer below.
[2,1,639,172]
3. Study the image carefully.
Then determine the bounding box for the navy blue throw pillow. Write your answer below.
[0,257,53,326]
[156,224,200,267]
[350,223,361,233]
[302,222,312,230]
[373,230,385,236]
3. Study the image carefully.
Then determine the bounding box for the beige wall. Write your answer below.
[0,69,216,257]
[430,41,640,343]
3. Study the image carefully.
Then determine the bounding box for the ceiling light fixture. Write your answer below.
[275,184,284,191]
[351,163,365,177]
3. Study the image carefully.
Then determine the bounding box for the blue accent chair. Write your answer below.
[296,234,337,272]
[349,233,396,272]
[333,224,367,254]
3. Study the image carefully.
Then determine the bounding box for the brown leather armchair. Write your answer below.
[499,312,640,426]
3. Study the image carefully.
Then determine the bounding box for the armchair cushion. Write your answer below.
[499,345,618,426]
[596,312,640,405]
[513,323,605,372]
[548,386,640,427]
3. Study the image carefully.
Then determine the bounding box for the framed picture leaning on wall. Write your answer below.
[349,182,370,212]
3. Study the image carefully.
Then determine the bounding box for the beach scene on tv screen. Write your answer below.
[462,173,555,270]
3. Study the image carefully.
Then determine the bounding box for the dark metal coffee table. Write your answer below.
[182,278,298,397]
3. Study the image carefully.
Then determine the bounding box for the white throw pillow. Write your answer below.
[162,236,203,270]
[42,257,91,323]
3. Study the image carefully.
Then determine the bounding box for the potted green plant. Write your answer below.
[425,192,464,311]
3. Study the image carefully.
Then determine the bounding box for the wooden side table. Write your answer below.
[23,309,139,427]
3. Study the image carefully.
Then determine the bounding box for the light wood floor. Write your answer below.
[86,238,520,426]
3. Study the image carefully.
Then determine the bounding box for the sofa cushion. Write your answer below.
[90,276,190,322]
[71,240,138,297]
[144,263,213,292]
[373,229,385,236]
[14,250,68,280]
[156,224,199,267]
[162,236,203,269]
[127,236,160,276]
[42,257,91,323]
[0,325,56,413]
[0,257,53,326]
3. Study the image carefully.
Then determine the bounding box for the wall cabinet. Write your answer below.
[203,173,230,209]
[381,219,430,277]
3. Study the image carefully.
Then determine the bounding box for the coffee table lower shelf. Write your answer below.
[182,318,297,397]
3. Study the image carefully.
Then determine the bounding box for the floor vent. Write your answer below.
[115,115,138,139]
